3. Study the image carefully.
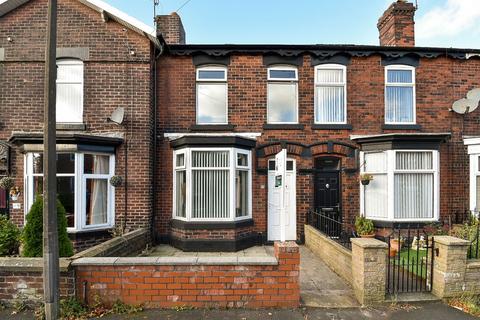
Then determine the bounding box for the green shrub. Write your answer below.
[355,216,375,236]
[22,196,74,257]
[0,215,20,256]
[451,217,479,258]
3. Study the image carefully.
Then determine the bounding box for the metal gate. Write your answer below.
[386,227,435,294]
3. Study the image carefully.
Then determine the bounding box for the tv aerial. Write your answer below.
[451,88,480,114]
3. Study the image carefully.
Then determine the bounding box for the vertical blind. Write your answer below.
[191,151,230,219]
[364,152,388,219]
[56,60,83,123]
[386,69,414,123]
[394,152,434,219]
[316,68,345,123]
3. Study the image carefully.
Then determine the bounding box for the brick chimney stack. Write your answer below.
[378,0,416,47]
[156,12,186,45]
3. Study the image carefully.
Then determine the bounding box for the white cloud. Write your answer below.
[416,0,480,39]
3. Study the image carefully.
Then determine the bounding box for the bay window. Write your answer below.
[25,152,115,231]
[385,65,415,124]
[196,66,228,124]
[173,148,251,221]
[315,64,347,124]
[464,138,480,215]
[267,66,298,123]
[361,150,439,221]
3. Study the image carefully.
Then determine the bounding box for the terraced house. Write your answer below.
[0,0,480,253]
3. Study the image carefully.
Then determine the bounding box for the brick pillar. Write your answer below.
[432,236,470,298]
[274,241,300,307]
[351,238,388,305]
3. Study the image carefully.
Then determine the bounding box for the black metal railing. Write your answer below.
[307,210,356,250]
[385,226,435,294]
[468,222,480,260]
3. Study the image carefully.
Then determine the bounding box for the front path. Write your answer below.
[299,246,359,308]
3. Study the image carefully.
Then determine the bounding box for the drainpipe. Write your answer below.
[151,40,165,243]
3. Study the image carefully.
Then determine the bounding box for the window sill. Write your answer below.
[263,124,305,130]
[382,124,422,130]
[56,123,87,131]
[171,218,254,230]
[67,226,113,234]
[312,124,353,130]
[189,124,236,132]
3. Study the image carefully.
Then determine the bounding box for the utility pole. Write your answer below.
[43,0,59,319]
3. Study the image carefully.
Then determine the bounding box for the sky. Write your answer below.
[104,0,480,48]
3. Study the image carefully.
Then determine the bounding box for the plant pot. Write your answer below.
[389,247,398,258]
[10,195,18,201]
[361,179,370,186]
[360,234,376,238]
[390,239,403,250]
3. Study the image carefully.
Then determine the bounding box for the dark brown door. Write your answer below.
[0,188,8,217]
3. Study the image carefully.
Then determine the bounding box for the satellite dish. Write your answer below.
[107,107,125,125]
[452,98,478,114]
[467,88,480,103]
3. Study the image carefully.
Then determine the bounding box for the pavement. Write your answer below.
[299,246,359,308]
[0,302,476,319]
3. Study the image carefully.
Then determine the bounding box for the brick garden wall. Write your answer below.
[0,0,154,250]
[73,241,300,308]
[0,259,74,306]
[156,53,480,242]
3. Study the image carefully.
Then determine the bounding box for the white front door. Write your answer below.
[268,159,297,241]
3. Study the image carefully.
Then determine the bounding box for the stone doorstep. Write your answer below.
[72,256,278,266]
[0,257,71,272]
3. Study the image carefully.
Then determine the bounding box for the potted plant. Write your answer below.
[0,177,14,191]
[359,173,373,186]
[9,186,20,201]
[109,175,123,188]
[355,216,375,238]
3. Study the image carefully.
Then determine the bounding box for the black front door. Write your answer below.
[314,157,341,222]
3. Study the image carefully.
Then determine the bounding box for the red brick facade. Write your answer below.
[0,0,154,250]
[155,52,480,243]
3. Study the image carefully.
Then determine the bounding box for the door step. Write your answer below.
[385,292,440,303]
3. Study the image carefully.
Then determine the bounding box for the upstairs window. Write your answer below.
[56,59,84,123]
[196,66,228,124]
[385,65,415,124]
[267,66,298,123]
[315,64,347,124]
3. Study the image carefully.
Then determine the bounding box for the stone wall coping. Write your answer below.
[434,236,471,246]
[0,257,71,272]
[72,256,278,266]
[71,228,148,259]
[466,260,480,269]
[351,237,388,249]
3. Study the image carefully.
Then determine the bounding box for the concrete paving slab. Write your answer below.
[300,246,359,308]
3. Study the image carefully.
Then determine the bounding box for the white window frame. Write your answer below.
[465,138,480,215]
[360,149,439,222]
[24,152,115,232]
[267,65,299,124]
[384,64,416,125]
[314,64,347,124]
[195,66,228,125]
[172,147,252,222]
[56,59,84,124]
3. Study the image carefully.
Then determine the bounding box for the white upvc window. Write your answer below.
[465,139,480,216]
[267,65,298,124]
[56,59,84,123]
[385,65,416,124]
[314,64,347,124]
[196,66,228,125]
[173,148,252,221]
[360,150,439,222]
[24,152,115,232]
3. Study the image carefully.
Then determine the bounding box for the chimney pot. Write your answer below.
[378,1,416,47]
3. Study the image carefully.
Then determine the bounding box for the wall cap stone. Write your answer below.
[466,260,480,269]
[73,255,279,266]
[434,236,470,246]
[351,238,388,248]
[0,257,71,272]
